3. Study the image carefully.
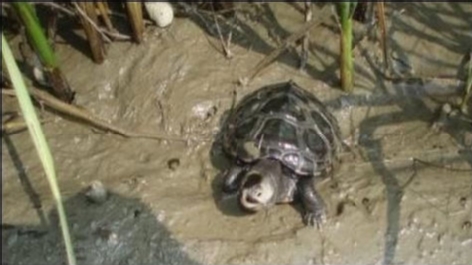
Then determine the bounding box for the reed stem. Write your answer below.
[2,33,76,265]
[339,2,356,92]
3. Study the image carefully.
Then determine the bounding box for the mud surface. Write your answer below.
[2,3,472,265]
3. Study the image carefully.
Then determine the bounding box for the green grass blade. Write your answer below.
[2,33,76,265]
[12,2,58,68]
[339,2,355,92]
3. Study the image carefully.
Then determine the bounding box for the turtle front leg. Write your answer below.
[222,164,246,193]
[298,177,326,228]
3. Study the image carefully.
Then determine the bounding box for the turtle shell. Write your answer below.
[222,81,341,177]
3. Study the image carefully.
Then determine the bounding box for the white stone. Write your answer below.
[144,2,174,28]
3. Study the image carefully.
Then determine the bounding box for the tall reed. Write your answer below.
[338,2,357,92]
[12,2,75,102]
[2,33,76,265]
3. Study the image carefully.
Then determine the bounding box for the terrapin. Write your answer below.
[221,81,341,226]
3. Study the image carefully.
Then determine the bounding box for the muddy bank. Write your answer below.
[2,2,472,265]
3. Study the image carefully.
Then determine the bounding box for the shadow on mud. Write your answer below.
[3,134,49,227]
[208,108,250,218]
[182,2,472,93]
[181,3,341,87]
[2,188,201,265]
[325,71,471,265]
[394,3,472,58]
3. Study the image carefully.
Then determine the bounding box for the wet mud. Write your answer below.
[2,3,472,265]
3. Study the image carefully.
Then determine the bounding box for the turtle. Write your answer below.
[220,81,342,226]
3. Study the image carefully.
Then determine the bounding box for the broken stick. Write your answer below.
[2,87,190,142]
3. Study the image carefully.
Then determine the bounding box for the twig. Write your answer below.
[211,5,232,59]
[34,2,76,17]
[246,4,331,84]
[2,116,52,135]
[178,3,227,57]
[102,29,131,41]
[412,158,472,172]
[376,2,389,70]
[299,1,312,70]
[96,2,114,33]
[155,99,166,131]
[35,2,131,41]
[404,157,471,216]
[72,2,112,44]
[2,88,191,142]
[404,165,448,215]
[331,5,342,31]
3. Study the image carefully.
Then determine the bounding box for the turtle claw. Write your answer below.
[303,210,326,229]
[222,166,245,194]
[222,175,239,194]
[298,178,327,228]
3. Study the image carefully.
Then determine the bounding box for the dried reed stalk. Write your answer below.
[125,2,144,43]
[75,2,105,63]
[377,2,388,70]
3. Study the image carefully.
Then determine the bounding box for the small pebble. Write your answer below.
[442,103,452,114]
[85,181,108,204]
[107,232,119,246]
[462,221,471,231]
[463,132,472,146]
[336,202,345,216]
[205,106,218,120]
[432,103,453,131]
[328,181,339,190]
[167,158,180,170]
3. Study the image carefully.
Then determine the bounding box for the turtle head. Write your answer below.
[238,159,280,212]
